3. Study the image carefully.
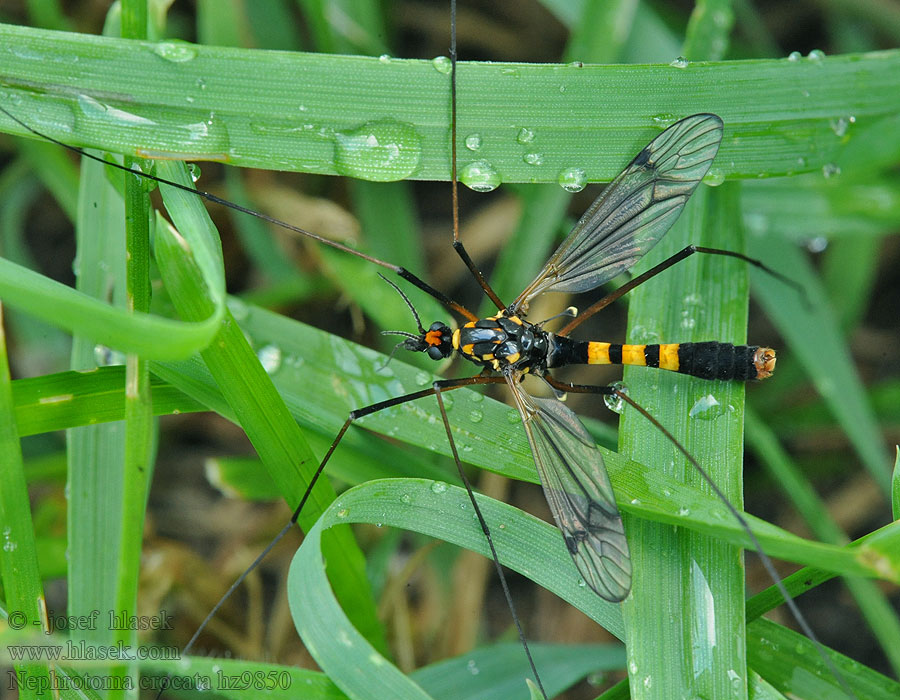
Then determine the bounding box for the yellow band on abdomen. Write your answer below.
[621,344,646,366]
[587,342,611,365]
[659,343,680,371]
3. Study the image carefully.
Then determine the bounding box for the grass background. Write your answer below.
[1,0,899,699]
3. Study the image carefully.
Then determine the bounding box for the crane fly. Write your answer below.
[387,112,777,602]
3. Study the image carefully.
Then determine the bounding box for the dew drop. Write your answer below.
[604,381,628,414]
[805,236,828,253]
[506,409,520,424]
[669,56,689,68]
[516,127,536,145]
[400,494,411,504]
[431,55,452,74]
[703,167,724,186]
[807,49,826,61]
[430,481,447,494]
[415,371,431,386]
[468,409,483,423]
[464,133,482,151]
[467,659,480,675]
[689,393,725,420]
[558,166,587,192]
[787,51,802,62]
[678,506,691,517]
[822,163,841,179]
[378,54,391,64]
[651,113,678,126]
[830,116,853,137]
[152,41,198,63]
[523,151,543,166]
[333,120,423,182]
[188,162,202,183]
[470,392,483,403]
[442,394,454,411]
[459,160,501,192]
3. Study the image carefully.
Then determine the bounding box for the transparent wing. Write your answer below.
[507,378,631,601]
[512,114,723,311]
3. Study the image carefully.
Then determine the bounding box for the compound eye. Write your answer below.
[429,321,446,332]
[427,346,445,360]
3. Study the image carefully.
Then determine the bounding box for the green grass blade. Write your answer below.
[619,183,750,698]
[0,310,51,700]
[748,618,900,699]
[2,23,899,183]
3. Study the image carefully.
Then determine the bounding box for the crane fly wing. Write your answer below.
[507,378,631,601]
[512,114,723,312]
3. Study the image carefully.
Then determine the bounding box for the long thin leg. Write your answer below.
[155,375,506,699]
[448,3,505,313]
[556,245,807,336]
[0,104,479,323]
[173,376,504,660]
[434,379,547,700]
[542,375,857,699]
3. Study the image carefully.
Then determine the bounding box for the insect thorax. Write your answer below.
[452,311,550,373]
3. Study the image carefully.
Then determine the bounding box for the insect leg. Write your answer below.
[557,244,806,336]
[433,374,548,700]
[447,3,506,313]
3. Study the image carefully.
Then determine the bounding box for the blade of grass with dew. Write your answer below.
[1,24,899,183]
[619,183,751,698]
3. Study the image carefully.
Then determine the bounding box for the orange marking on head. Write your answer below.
[425,329,444,347]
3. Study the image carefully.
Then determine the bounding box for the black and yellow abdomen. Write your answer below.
[547,337,775,381]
